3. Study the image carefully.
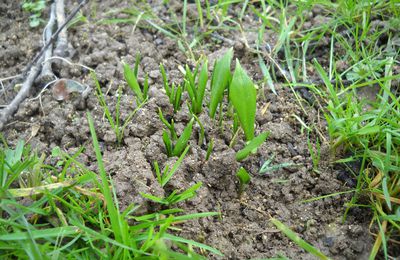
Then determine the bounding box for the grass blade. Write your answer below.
[0,226,79,241]
[172,118,194,157]
[162,145,190,187]
[123,62,144,103]
[195,60,208,114]
[270,218,330,260]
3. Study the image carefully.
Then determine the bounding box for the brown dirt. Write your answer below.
[1,1,374,259]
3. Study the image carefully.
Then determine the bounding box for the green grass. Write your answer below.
[257,0,400,258]
[5,0,400,258]
[22,0,46,27]
[0,123,222,258]
[93,72,147,146]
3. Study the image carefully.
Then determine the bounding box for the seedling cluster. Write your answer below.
[95,48,269,197]
[118,49,268,196]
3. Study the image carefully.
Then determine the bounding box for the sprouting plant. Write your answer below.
[270,218,329,260]
[259,153,299,174]
[229,59,257,141]
[345,60,385,82]
[236,132,269,161]
[18,153,45,190]
[141,147,202,216]
[153,146,190,187]
[162,117,194,157]
[160,63,183,113]
[141,182,202,206]
[22,0,46,27]
[185,60,208,115]
[236,167,251,197]
[307,133,321,173]
[158,108,177,140]
[0,140,40,192]
[86,112,223,257]
[191,113,205,146]
[123,53,149,104]
[93,73,146,145]
[209,48,233,119]
[206,138,214,161]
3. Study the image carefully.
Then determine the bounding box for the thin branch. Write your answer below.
[36,3,57,86]
[0,58,43,130]
[3,0,87,94]
[54,0,69,57]
[0,0,87,130]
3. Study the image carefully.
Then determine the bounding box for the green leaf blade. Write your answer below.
[230,60,257,141]
[195,60,208,115]
[123,62,143,102]
[271,218,330,260]
[209,48,233,118]
[236,167,251,185]
[172,118,194,157]
[236,132,269,161]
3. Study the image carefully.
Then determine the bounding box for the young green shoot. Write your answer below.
[141,182,202,206]
[206,138,214,161]
[123,59,149,104]
[270,218,330,260]
[191,113,205,146]
[307,133,321,173]
[209,48,233,119]
[154,145,190,187]
[22,0,46,27]
[160,63,183,113]
[236,167,251,197]
[259,153,299,175]
[93,73,147,145]
[229,59,257,141]
[186,60,208,115]
[162,118,194,157]
[158,108,177,140]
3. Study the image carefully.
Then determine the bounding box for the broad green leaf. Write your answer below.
[382,177,392,211]
[185,64,195,88]
[173,118,194,157]
[314,59,340,107]
[230,59,257,141]
[209,48,233,118]
[123,62,144,102]
[163,233,223,256]
[236,132,269,161]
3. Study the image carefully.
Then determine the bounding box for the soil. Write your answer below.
[0,1,378,259]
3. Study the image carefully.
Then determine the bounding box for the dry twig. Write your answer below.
[0,0,87,130]
[1,0,86,95]
[54,0,69,57]
[0,58,43,129]
[36,3,57,86]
